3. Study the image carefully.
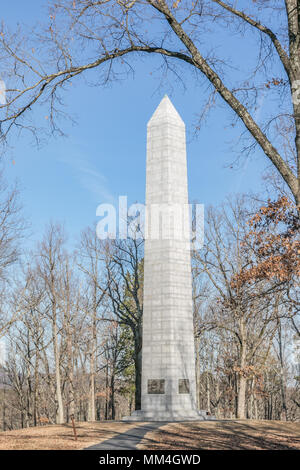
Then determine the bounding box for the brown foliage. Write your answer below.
[232,197,300,288]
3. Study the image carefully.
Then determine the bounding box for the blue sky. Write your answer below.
[2,1,277,249]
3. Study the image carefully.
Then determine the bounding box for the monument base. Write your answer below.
[122,409,213,422]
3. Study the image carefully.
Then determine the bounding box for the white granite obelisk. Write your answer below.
[126,96,205,421]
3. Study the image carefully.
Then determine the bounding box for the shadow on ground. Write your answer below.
[138,420,300,450]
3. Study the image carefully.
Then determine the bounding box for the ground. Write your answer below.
[0,421,143,450]
[137,420,300,450]
[0,420,299,450]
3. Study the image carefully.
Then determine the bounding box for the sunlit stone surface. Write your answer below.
[124,96,207,421]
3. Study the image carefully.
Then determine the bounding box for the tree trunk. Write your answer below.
[65,266,75,422]
[216,378,220,418]
[248,379,255,420]
[105,362,109,420]
[67,332,75,421]
[237,375,247,419]
[134,323,143,410]
[237,338,247,419]
[53,320,64,424]
[2,388,6,431]
[286,0,300,211]
[278,319,287,421]
[195,335,200,409]
[88,291,97,422]
[152,0,299,201]
[206,373,211,414]
[254,395,258,420]
[109,371,115,420]
[33,351,39,427]
[88,348,96,421]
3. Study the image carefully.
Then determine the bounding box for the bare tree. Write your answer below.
[77,224,143,410]
[0,170,26,338]
[194,199,281,418]
[0,1,299,206]
[77,226,107,421]
[59,253,83,422]
[102,237,144,410]
[36,223,66,424]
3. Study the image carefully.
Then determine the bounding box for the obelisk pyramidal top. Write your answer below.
[125,95,204,421]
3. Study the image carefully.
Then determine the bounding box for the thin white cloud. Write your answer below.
[57,146,115,204]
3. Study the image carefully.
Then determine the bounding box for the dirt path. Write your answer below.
[85,423,164,450]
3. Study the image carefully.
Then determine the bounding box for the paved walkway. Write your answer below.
[85,423,164,450]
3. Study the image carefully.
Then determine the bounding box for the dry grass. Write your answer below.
[138,420,300,450]
[0,421,142,450]
[1,419,299,450]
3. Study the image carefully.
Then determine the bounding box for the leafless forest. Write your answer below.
[0,179,299,429]
[0,1,299,429]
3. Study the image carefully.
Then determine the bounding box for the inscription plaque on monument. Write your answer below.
[178,379,190,394]
[148,379,165,394]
